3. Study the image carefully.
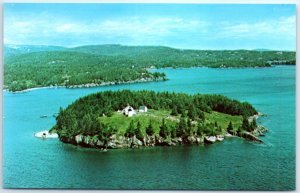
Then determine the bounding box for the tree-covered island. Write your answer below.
[4,45,295,92]
[50,90,267,149]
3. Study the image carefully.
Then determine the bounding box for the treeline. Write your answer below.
[4,45,295,91]
[53,90,257,139]
[70,45,296,68]
[123,118,225,141]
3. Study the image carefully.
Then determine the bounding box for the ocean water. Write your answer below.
[3,66,295,190]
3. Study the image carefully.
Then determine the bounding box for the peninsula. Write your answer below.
[50,90,267,149]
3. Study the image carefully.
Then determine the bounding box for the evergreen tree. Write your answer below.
[82,114,92,133]
[181,110,187,118]
[198,110,205,121]
[125,120,135,137]
[177,118,187,137]
[136,121,142,130]
[98,123,110,144]
[237,126,243,134]
[210,125,217,136]
[159,119,169,138]
[218,126,222,134]
[170,125,177,138]
[171,106,178,116]
[242,116,250,131]
[106,109,113,117]
[145,121,155,136]
[187,105,197,120]
[177,105,184,114]
[227,121,233,132]
[89,118,99,135]
[197,122,205,136]
[187,118,193,135]
[135,121,144,140]
[214,121,218,128]
[56,107,65,129]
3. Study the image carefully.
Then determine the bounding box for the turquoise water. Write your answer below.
[3,66,295,190]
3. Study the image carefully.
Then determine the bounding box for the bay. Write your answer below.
[3,66,295,190]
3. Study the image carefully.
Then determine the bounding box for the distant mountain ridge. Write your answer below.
[252,48,273,51]
[4,44,66,58]
[69,44,177,56]
[5,44,294,58]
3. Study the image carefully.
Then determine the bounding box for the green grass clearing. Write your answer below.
[205,111,242,131]
[98,109,242,136]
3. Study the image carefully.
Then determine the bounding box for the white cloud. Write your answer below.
[97,17,207,37]
[4,14,207,45]
[219,16,296,39]
[55,23,81,33]
[4,13,295,50]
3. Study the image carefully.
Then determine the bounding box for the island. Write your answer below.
[50,90,267,149]
[4,44,295,92]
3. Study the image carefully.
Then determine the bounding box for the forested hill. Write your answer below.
[69,45,172,56]
[4,51,167,92]
[69,45,295,68]
[4,44,295,92]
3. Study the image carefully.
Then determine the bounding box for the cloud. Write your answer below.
[4,12,295,50]
[55,23,81,33]
[219,16,296,39]
[4,14,208,46]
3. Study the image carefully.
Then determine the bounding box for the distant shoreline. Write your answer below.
[4,86,65,94]
[4,65,294,93]
[5,77,166,93]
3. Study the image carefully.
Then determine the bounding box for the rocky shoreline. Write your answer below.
[55,112,268,150]
[58,123,267,150]
[7,77,167,93]
[59,133,219,149]
[66,77,166,89]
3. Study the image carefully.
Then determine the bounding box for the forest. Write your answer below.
[52,90,258,145]
[4,45,295,92]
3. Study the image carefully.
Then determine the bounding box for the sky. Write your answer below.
[4,3,296,50]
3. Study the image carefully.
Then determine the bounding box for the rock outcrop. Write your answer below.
[252,125,268,136]
[204,136,216,144]
[58,132,232,150]
[238,131,264,143]
[35,130,58,139]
